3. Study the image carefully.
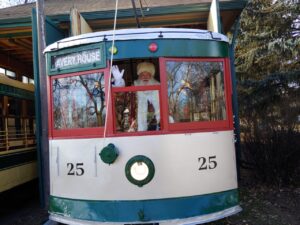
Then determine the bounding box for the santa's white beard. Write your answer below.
[134,78,159,86]
[134,78,160,131]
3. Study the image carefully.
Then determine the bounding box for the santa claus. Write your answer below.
[134,62,160,131]
[112,62,160,132]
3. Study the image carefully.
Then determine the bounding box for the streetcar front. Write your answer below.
[45,28,240,225]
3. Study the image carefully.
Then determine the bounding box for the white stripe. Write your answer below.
[50,131,238,200]
[44,28,228,53]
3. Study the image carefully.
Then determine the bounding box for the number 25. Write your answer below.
[198,156,217,170]
[67,163,84,176]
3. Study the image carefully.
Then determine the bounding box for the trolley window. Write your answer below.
[51,70,107,137]
[162,58,229,131]
[111,59,161,133]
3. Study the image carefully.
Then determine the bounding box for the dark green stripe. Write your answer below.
[108,39,229,60]
[0,32,32,38]
[47,39,228,75]
[0,148,37,171]
[49,189,239,222]
[0,84,34,100]
[47,42,106,75]
[0,20,31,28]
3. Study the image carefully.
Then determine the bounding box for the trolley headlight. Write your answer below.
[125,155,155,187]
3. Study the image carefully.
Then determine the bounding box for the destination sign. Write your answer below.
[52,48,101,70]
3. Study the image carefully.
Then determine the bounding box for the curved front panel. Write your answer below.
[49,130,238,223]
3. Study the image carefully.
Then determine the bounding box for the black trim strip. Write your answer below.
[0,149,37,171]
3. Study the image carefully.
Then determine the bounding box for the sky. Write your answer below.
[0,0,36,9]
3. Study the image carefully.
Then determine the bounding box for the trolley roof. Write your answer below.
[44,28,229,53]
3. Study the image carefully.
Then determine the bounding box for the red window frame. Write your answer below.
[159,57,233,132]
[48,58,233,139]
[111,84,163,137]
[48,68,112,139]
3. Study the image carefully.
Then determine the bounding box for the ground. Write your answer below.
[209,185,300,225]
[0,175,299,225]
[0,180,48,225]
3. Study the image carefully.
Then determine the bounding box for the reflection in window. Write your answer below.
[53,72,105,129]
[114,91,160,132]
[166,61,226,123]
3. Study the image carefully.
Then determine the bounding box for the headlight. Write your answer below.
[125,155,155,187]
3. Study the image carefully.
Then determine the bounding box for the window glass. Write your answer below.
[166,61,226,123]
[7,97,22,135]
[26,100,35,117]
[0,68,5,74]
[8,97,21,116]
[52,72,105,129]
[112,59,161,133]
[111,59,160,87]
[114,91,160,132]
[22,76,29,83]
[6,70,16,78]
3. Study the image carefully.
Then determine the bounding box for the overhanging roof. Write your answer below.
[0,0,247,78]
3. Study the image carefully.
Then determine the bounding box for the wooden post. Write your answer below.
[36,0,49,209]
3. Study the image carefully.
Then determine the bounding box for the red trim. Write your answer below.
[159,57,233,132]
[159,57,169,131]
[225,58,234,129]
[49,127,234,140]
[48,57,234,139]
[111,84,161,134]
[103,66,114,137]
[112,85,160,92]
[47,75,53,138]
[48,68,110,138]
[52,127,104,138]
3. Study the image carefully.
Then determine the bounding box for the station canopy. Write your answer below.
[0,0,247,78]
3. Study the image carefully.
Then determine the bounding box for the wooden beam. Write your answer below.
[67,11,210,31]
[0,51,33,76]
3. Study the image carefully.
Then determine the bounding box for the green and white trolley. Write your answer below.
[44,28,240,225]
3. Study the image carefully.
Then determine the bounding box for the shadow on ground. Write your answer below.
[0,179,48,225]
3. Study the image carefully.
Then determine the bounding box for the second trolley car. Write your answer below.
[0,74,37,193]
[45,28,240,225]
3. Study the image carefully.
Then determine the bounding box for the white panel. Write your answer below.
[0,162,38,192]
[50,130,238,200]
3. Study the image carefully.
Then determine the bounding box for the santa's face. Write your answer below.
[139,72,152,83]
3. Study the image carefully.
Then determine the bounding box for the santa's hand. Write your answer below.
[111,65,125,80]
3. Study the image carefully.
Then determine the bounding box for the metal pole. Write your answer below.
[131,0,141,28]
[36,0,49,209]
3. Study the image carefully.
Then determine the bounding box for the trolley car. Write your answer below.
[0,74,37,192]
[45,28,240,225]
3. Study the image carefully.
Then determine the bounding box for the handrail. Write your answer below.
[0,117,36,151]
